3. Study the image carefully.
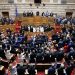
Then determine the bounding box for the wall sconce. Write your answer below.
[30,4,32,6]
[43,3,45,6]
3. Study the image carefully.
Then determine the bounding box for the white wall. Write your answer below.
[0,0,75,3]
[0,3,75,17]
[9,4,75,16]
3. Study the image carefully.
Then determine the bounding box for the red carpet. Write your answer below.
[37,71,45,75]
[71,68,75,75]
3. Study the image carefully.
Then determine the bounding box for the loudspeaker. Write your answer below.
[34,0,41,3]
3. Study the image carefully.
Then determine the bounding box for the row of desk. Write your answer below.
[17,16,55,26]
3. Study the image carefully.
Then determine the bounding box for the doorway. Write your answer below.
[66,12,73,17]
[2,12,9,18]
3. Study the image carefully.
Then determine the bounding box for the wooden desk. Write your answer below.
[23,62,62,70]
[21,16,55,26]
[0,24,16,33]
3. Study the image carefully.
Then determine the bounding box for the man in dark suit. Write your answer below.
[30,51,36,63]
[36,11,39,16]
[57,66,65,75]
[28,65,35,75]
[17,64,26,75]
[42,12,45,16]
[67,50,75,60]
[0,48,7,59]
[36,53,43,63]
[30,26,33,32]
[44,52,51,63]
[55,51,64,62]
[48,66,55,75]
[23,11,26,17]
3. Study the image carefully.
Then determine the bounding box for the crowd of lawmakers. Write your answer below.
[0,11,75,75]
[19,25,54,33]
[0,21,75,75]
[0,17,14,25]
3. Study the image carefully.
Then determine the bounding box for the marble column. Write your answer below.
[50,0,53,3]
[22,0,25,3]
[14,0,17,3]
[58,0,61,4]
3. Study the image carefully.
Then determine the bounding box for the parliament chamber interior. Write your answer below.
[0,0,75,75]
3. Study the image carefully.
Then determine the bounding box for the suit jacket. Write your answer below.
[28,66,35,75]
[48,67,55,75]
[17,66,26,75]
